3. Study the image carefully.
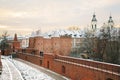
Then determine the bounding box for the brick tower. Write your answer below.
[12,33,20,51]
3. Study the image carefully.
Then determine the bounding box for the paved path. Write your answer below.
[0,56,23,80]
[0,56,70,80]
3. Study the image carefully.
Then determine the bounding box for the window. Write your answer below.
[62,65,65,74]
[40,51,43,56]
[92,25,93,29]
[95,24,96,29]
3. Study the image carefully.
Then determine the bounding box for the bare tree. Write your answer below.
[104,28,120,64]
[93,27,120,64]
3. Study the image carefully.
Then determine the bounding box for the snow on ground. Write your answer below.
[0,56,23,80]
[0,56,55,80]
[13,59,55,80]
[0,59,11,80]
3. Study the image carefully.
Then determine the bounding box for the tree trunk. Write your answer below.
[1,49,5,55]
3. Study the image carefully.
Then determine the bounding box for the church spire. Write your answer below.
[12,33,20,50]
[91,12,97,31]
[14,33,18,41]
[108,13,114,30]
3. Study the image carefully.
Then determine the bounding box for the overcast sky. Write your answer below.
[0,0,120,35]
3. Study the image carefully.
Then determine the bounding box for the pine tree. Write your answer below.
[0,32,9,55]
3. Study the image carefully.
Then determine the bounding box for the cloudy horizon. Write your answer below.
[0,0,120,36]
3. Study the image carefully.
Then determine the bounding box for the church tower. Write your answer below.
[108,14,114,30]
[91,13,97,31]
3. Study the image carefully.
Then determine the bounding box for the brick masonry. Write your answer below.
[28,36,72,56]
[17,52,120,80]
[15,34,120,80]
[12,34,20,49]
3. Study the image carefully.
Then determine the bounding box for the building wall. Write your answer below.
[34,37,44,55]
[52,37,60,55]
[29,37,35,48]
[21,38,29,48]
[17,53,120,80]
[60,37,72,55]
[13,41,20,49]
[28,36,72,56]
[43,38,52,53]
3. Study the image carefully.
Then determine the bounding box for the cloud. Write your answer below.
[0,0,120,35]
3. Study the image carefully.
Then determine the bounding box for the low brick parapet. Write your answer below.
[56,55,120,74]
[16,53,120,80]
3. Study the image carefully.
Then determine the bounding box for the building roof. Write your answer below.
[91,14,97,22]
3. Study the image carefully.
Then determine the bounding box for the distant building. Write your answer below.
[108,15,114,30]
[21,37,29,48]
[91,13,97,31]
[16,13,120,60]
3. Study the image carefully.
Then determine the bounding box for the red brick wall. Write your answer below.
[56,55,120,73]
[24,36,120,80]
[34,37,44,55]
[12,34,20,49]
[28,36,72,56]
[17,53,43,66]
[17,53,120,80]
[54,55,120,80]
[53,60,95,80]
[52,37,60,55]
[29,37,35,48]
[13,41,20,49]
[43,38,52,53]
[43,53,55,69]
[60,37,72,56]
